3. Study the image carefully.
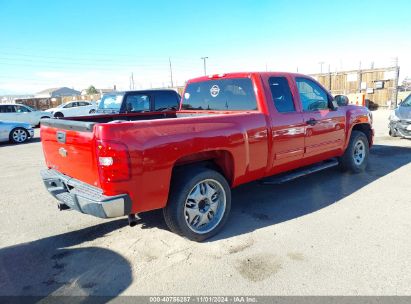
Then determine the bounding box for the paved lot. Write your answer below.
[0,109,410,297]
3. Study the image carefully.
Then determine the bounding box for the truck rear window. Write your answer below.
[182,78,257,111]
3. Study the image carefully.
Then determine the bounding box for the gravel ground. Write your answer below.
[0,109,410,297]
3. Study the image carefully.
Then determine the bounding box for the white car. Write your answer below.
[45,101,97,118]
[0,104,51,127]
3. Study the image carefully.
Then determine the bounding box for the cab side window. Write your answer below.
[268,77,296,113]
[296,78,329,111]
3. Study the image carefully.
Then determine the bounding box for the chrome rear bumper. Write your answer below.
[40,169,131,218]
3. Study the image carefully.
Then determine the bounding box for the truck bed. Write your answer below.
[40,111,225,131]
[40,112,177,131]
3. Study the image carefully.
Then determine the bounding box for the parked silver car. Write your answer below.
[389,94,411,138]
[0,121,34,144]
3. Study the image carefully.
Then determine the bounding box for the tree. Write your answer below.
[86,85,98,95]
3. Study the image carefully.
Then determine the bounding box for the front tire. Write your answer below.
[9,128,29,144]
[339,130,369,173]
[163,167,231,242]
[54,112,64,118]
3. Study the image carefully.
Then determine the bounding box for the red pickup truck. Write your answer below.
[40,72,374,241]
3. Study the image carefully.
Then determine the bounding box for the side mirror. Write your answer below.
[334,95,349,106]
[327,95,338,111]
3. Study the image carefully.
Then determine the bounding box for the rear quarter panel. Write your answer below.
[97,112,269,213]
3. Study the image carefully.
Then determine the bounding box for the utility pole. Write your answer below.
[130,72,135,90]
[169,57,174,88]
[319,61,324,74]
[201,57,208,75]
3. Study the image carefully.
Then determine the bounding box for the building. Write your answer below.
[35,87,80,98]
[0,95,34,104]
[311,66,400,109]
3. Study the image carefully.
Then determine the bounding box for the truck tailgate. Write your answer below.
[40,119,100,187]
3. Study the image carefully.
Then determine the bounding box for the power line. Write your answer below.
[0,57,169,68]
[0,61,199,73]
[0,46,177,58]
[0,51,204,64]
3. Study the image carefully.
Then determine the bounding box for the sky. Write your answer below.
[0,0,410,95]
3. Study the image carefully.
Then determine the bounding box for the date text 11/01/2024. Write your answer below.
[149,296,258,303]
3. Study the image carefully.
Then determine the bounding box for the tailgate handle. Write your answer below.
[56,131,66,143]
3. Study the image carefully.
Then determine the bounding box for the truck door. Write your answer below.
[263,75,305,173]
[294,77,346,158]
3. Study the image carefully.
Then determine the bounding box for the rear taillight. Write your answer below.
[96,140,130,182]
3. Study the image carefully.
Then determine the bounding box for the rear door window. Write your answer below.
[0,105,16,113]
[154,91,179,111]
[182,78,257,111]
[15,105,30,113]
[268,77,296,113]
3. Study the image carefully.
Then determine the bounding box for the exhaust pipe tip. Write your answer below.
[58,203,70,211]
[128,214,138,227]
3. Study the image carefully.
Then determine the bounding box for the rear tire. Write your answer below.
[339,130,369,173]
[9,128,29,144]
[163,167,231,242]
[89,109,96,114]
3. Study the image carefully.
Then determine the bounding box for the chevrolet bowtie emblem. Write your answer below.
[59,147,68,157]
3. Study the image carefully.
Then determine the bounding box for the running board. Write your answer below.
[260,159,339,185]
